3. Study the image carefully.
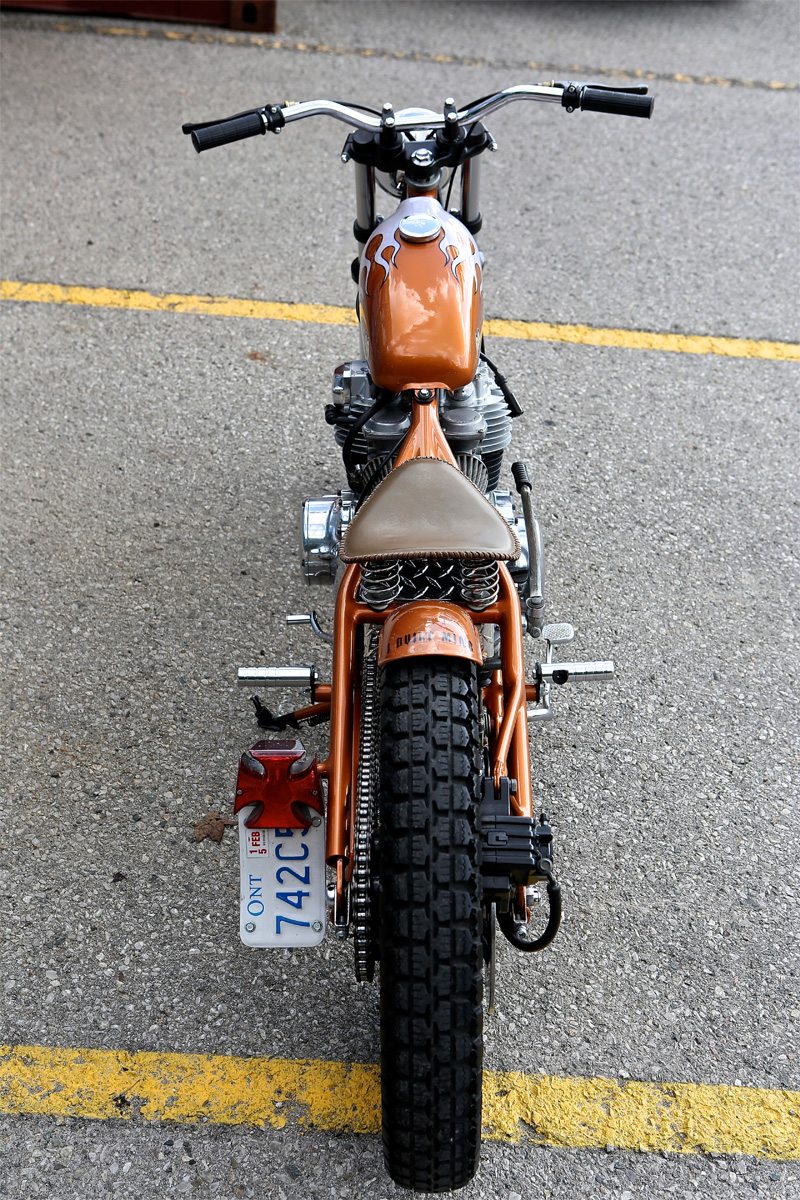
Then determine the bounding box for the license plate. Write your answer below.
[237,808,326,947]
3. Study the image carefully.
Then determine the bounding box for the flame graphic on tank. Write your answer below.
[437,227,483,294]
[361,209,482,295]
[361,226,402,294]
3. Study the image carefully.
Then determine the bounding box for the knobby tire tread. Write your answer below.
[378,657,484,1193]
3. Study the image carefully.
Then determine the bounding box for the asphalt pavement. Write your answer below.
[1,3,798,1198]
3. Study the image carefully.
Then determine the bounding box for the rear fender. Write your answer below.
[378,601,482,667]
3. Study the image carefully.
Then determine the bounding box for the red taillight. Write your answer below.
[234,738,322,830]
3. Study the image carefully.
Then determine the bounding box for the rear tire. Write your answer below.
[378,656,484,1192]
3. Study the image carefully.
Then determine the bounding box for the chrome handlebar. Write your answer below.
[281,86,564,133]
[183,82,651,239]
[183,82,652,153]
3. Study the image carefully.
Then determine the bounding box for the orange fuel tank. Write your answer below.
[358,197,483,393]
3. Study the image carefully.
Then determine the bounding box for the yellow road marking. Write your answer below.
[18,18,798,93]
[1,1044,798,1159]
[0,280,357,328]
[482,316,800,361]
[2,280,798,363]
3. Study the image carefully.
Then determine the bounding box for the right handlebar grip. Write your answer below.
[190,111,266,152]
[580,88,654,119]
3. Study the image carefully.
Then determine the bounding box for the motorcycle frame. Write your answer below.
[318,398,533,915]
[320,157,531,914]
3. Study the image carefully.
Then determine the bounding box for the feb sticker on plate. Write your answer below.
[237,807,326,947]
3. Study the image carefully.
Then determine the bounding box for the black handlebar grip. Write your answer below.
[580,88,654,119]
[190,111,266,152]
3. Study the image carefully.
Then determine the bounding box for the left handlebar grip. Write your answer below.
[186,111,267,152]
[575,87,654,119]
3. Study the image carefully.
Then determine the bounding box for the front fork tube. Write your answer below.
[354,162,376,250]
[460,153,482,227]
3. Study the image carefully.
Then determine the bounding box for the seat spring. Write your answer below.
[460,561,500,610]
[360,558,498,612]
[359,560,402,610]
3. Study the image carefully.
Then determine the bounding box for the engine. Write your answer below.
[301,360,529,596]
[327,358,514,494]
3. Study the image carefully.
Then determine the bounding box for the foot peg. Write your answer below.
[539,660,615,684]
[237,665,319,689]
[528,622,615,724]
[238,664,331,732]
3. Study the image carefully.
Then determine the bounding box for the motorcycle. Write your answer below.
[183,79,653,1192]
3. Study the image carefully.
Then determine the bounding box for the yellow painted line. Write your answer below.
[23,18,800,93]
[3,279,799,363]
[483,316,800,362]
[0,279,357,329]
[1,1044,798,1159]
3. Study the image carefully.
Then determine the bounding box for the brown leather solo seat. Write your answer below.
[341,458,521,562]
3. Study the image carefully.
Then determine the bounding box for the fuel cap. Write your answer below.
[397,212,442,243]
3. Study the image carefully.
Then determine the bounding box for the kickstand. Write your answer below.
[250,694,330,732]
[251,695,299,731]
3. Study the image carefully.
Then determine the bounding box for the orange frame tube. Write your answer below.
[394,392,459,467]
[320,570,532,859]
[468,564,532,818]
